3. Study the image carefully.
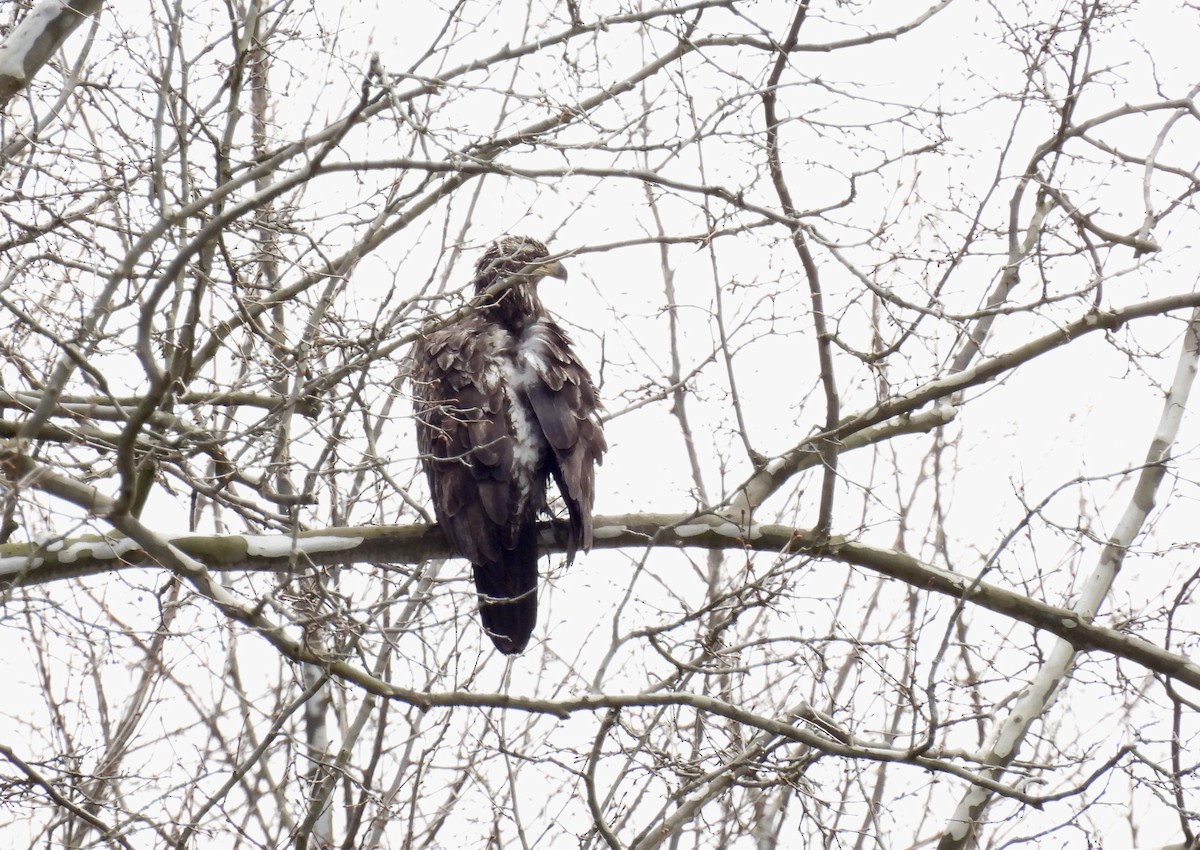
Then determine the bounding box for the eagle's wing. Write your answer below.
[520,320,607,561]
[411,320,515,564]
[412,319,541,654]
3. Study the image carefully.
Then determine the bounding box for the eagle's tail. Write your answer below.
[472,521,538,655]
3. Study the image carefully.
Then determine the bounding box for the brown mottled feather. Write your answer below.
[411,236,605,654]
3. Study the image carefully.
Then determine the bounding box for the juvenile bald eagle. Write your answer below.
[411,236,606,654]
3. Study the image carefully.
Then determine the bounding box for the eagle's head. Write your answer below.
[473,235,568,295]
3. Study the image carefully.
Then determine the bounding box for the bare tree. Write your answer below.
[1,2,1199,849]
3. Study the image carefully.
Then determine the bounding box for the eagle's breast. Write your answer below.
[486,323,552,518]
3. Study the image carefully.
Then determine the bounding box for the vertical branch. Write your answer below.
[760,0,840,537]
[645,181,708,504]
[242,7,329,846]
[251,12,292,511]
[638,78,713,502]
[937,306,1200,849]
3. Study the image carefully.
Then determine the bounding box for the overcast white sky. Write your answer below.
[2,2,1199,848]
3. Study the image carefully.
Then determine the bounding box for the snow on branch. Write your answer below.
[0,0,101,107]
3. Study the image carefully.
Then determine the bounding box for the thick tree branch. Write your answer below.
[937,302,1200,850]
[0,0,102,107]
[1,499,1196,693]
[731,291,1200,514]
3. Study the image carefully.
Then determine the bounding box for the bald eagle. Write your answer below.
[411,236,606,654]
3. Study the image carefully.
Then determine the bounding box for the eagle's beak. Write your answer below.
[538,260,568,281]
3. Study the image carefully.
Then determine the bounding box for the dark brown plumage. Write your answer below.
[411,236,606,654]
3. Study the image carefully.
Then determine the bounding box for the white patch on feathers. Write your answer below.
[495,325,553,511]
